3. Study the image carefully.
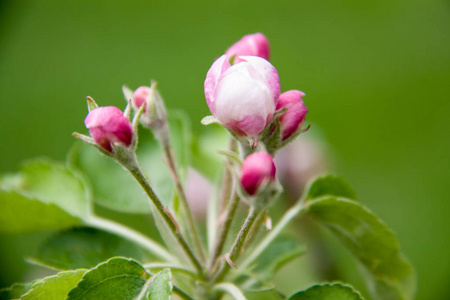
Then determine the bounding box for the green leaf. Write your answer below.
[67,257,150,300]
[30,227,156,270]
[1,159,91,219]
[304,197,416,300]
[0,190,80,234]
[305,174,357,201]
[21,269,87,300]
[0,281,36,299]
[252,236,306,280]
[146,269,172,300]
[245,288,285,300]
[288,283,363,300]
[68,113,191,214]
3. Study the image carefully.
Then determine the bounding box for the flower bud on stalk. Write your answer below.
[84,106,133,152]
[204,55,280,138]
[225,33,270,64]
[240,152,276,196]
[276,90,308,141]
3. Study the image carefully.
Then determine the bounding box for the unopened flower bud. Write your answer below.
[276,90,308,141]
[84,106,133,152]
[133,86,153,112]
[204,55,280,137]
[240,152,276,196]
[225,33,270,64]
[132,83,167,131]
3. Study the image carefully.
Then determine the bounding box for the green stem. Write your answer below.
[87,215,174,262]
[161,136,206,262]
[219,138,237,212]
[121,154,204,276]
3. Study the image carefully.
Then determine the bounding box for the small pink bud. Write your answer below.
[276,90,308,141]
[225,33,270,64]
[84,106,133,152]
[204,55,280,137]
[132,86,151,112]
[240,152,276,196]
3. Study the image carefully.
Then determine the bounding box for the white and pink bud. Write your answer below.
[132,86,153,113]
[240,152,276,196]
[84,106,133,152]
[204,55,280,137]
[225,33,270,64]
[276,90,308,141]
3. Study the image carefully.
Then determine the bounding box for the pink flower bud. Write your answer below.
[84,106,133,152]
[132,86,151,112]
[204,55,280,137]
[240,152,276,196]
[276,90,308,141]
[225,33,270,64]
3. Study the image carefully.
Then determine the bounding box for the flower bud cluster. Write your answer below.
[204,33,308,151]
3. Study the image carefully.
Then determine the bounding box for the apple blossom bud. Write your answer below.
[133,86,152,113]
[240,152,276,196]
[204,55,280,137]
[132,83,167,131]
[225,33,270,64]
[276,90,308,141]
[84,106,133,152]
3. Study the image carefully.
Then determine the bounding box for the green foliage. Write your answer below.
[146,269,172,300]
[31,227,155,270]
[0,159,91,219]
[0,281,36,299]
[67,257,149,300]
[0,190,80,234]
[68,113,191,214]
[21,269,86,300]
[245,288,285,300]
[288,283,363,300]
[304,197,415,300]
[305,174,357,201]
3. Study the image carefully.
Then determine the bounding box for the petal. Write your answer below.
[204,55,230,115]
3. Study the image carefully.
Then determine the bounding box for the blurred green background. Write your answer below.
[0,0,449,299]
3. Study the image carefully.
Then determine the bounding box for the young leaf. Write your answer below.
[304,197,416,300]
[0,190,80,234]
[245,288,285,300]
[68,113,191,214]
[30,227,156,270]
[0,159,91,219]
[67,257,150,300]
[305,174,357,201]
[0,281,36,299]
[21,269,87,300]
[288,283,363,300]
[146,269,172,300]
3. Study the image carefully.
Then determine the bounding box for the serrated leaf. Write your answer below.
[68,112,191,214]
[0,159,91,219]
[30,227,156,270]
[67,257,150,300]
[21,269,86,300]
[0,190,80,234]
[288,283,363,300]
[304,197,415,300]
[0,281,36,299]
[305,174,357,201]
[252,236,305,280]
[146,269,172,300]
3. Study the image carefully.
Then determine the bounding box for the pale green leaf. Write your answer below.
[0,281,36,299]
[146,269,172,300]
[288,283,363,300]
[30,227,156,270]
[67,257,150,300]
[0,190,80,234]
[304,197,416,300]
[245,288,285,300]
[305,174,357,201]
[21,269,86,300]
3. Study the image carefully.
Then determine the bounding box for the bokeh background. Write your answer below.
[0,0,449,299]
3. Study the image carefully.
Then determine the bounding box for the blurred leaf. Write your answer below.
[0,190,80,234]
[30,227,156,270]
[68,112,191,214]
[20,269,86,300]
[0,281,36,299]
[288,283,363,300]
[0,159,91,219]
[67,257,149,300]
[245,288,285,300]
[146,269,172,300]
[305,174,357,201]
[304,197,415,300]
[252,236,306,280]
